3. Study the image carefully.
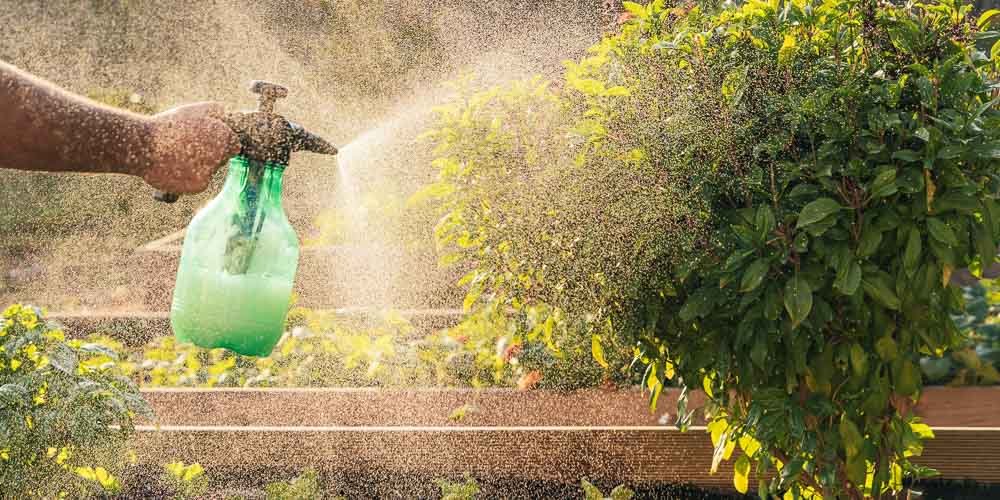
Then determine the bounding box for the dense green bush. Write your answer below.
[0,304,151,497]
[418,0,1000,497]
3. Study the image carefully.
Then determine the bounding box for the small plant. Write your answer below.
[162,461,209,500]
[437,474,480,500]
[581,479,635,500]
[264,468,328,500]
[0,304,150,497]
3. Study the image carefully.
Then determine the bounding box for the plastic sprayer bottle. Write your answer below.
[156,81,338,357]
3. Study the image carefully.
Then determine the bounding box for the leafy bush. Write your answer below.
[0,304,151,497]
[418,0,1000,497]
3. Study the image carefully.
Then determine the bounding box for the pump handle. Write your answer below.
[250,81,288,113]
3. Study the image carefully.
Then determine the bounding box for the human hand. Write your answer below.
[140,102,240,194]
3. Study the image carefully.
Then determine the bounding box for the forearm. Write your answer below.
[0,60,151,176]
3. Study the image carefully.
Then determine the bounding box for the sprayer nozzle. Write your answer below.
[291,124,338,156]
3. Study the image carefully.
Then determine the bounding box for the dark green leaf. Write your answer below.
[751,335,768,369]
[805,215,839,237]
[927,218,958,246]
[904,228,922,276]
[764,285,782,320]
[788,184,818,201]
[937,145,965,159]
[679,289,714,321]
[973,141,1000,159]
[793,232,809,252]
[834,260,862,296]
[857,228,883,257]
[892,150,921,162]
[780,457,805,487]
[784,276,813,328]
[928,238,958,267]
[756,205,776,238]
[797,198,843,229]
[863,274,901,310]
[934,191,979,214]
[741,258,770,292]
[869,169,897,199]
[896,168,924,193]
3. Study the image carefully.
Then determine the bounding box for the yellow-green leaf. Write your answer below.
[979,9,1000,29]
[839,416,864,459]
[739,434,761,458]
[591,334,609,369]
[75,467,97,481]
[604,85,631,97]
[875,337,898,361]
[622,1,649,19]
[734,455,751,493]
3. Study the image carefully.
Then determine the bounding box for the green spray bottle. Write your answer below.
[155,81,338,357]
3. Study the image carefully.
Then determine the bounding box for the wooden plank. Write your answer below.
[913,386,1000,428]
[131,425,732,489]
[140,387,997,429]
[133,387,1000,489]
[131,425,1000,489]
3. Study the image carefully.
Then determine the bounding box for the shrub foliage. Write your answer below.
[0,305,150,497]
[418,0,1000,497]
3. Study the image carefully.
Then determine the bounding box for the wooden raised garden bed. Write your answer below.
[135,386,1000,492]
